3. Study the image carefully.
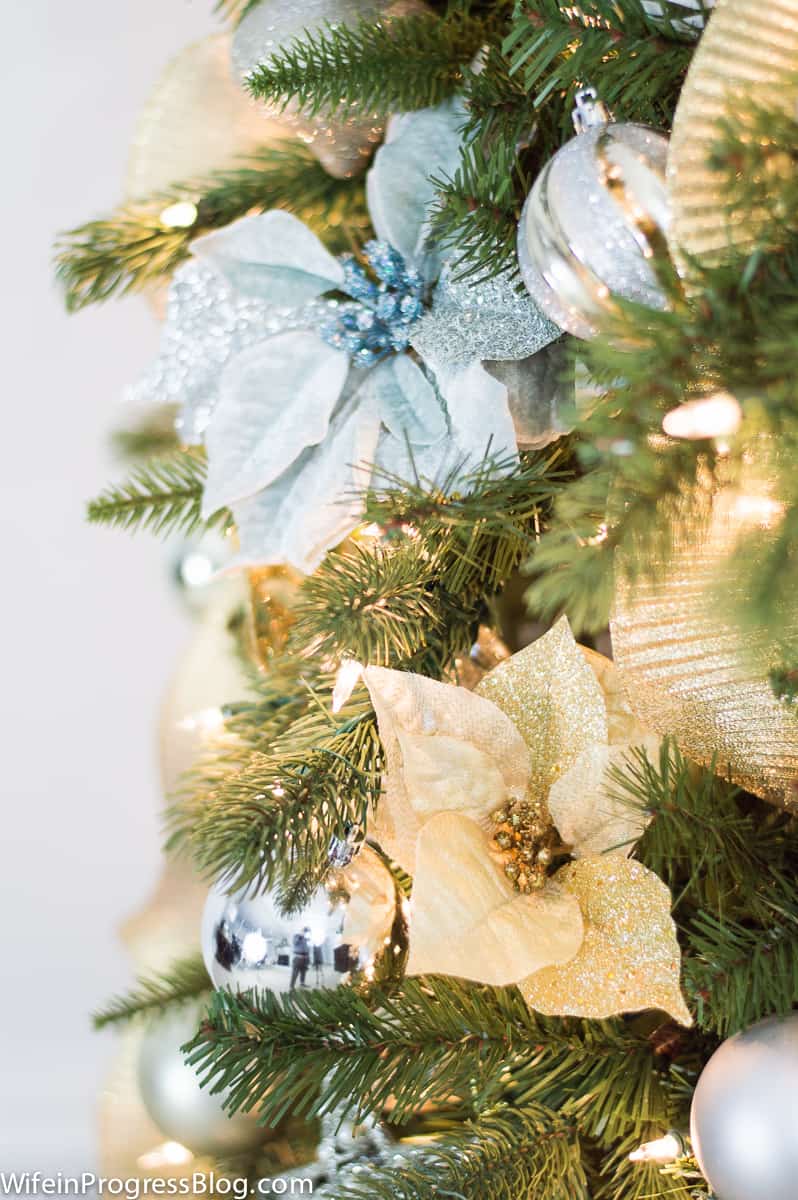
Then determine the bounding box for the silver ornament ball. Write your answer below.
[202,882,360,994]
[232,0,429,179]
[690,1013,798,1200]
[517,89,670,341]
[138,1005,265,1156]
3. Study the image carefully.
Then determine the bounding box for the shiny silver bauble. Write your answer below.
[690,1014,798,1200]
[137,1004,265,1156]
[231,0,429,178]
[202,850,396,994]
[517,109,670,341]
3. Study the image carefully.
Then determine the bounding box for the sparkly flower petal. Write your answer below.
[366,100,465,271]
[475,618,608,803]
[580,646,655,749]
[191,210,345,304]
[548,743,656,858]
[342,845,397,963]
[406,813,583,985]
[363,665,531,870]
[230,382,381,572]
[126,260,325,445]
[521,856,692,1025]
[364,354,448,448]
[431,359,518,476]
[202,331,350,515]
[411,265,560,371]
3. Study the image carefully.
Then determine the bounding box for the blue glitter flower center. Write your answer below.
[319,241,425,368]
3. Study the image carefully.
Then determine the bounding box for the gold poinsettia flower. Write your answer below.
[363,618,691,1025]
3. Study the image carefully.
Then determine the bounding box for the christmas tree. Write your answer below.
[58,1,798,1197]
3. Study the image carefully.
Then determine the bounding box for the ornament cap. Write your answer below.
[571,87,611,134]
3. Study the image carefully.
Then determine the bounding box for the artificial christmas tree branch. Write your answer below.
[93,954,211,1029]
[504,1,698,139]
[332,1105,590,1200]
[168,701,381,898]
[55,143,369,310]
[86,448,230,538]
[685,903,798,1038]
[110,405,180,461]
[185,976,677,1133]
[244,10,491,116]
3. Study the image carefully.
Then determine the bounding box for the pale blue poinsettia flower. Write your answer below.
[131,101,559,572]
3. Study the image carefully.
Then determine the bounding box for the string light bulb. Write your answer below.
[159,200,198,228]
[629,1131,685,1164]
[662,391,742,440]
[137,1141,193,1169]
[332,659,365,713]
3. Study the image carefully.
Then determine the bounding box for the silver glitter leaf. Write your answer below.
[411,266,561,370]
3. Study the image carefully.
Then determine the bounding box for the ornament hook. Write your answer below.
[572,87,611,134]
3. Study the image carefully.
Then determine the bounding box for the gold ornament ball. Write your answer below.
[231,0,430,179]
[612,466,798,807]
[125,32,292,316]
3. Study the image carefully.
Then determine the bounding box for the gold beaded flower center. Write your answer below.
[490,796,564,894]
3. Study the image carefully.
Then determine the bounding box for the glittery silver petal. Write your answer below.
[410,265,560,370]
[125,260,337,445]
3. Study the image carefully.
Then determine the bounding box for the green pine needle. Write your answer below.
[55,143,369,311]
[245,11,489,116]
[93,954,210,1029]
[335,1105,589,1200]
[185,976,685,1145]
[86,449,230,539]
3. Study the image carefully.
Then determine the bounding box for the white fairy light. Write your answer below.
[179,550,214,588]
[662,391,742,440]
[332,659,364,713]
[176,706,225,734]
[160,200,198,228]
[629,1132,684,1164]
[732,493,784,527]
[137,1141,193,1169]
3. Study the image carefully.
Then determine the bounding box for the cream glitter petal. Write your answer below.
[548,741,658,858]
[521,856,692,1025]
[580,645,654,749]
[363,666,531,870]
[406,813,583,986]
[476,617,608,801]
[342,846,397,962]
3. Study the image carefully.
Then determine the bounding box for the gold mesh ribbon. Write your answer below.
[612,472,798,807]
[668,0,798,263]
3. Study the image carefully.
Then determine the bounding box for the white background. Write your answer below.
[1,1,219,1169]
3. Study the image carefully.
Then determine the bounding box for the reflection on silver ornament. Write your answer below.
[201,848,396,994]
[232,0,430,179]
[138,1005,265,1157]
[517,88,670,341]
[690,1014,798,1200]
[641,0,714,36]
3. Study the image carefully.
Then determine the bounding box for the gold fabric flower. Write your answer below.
[364,618,691,1025]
